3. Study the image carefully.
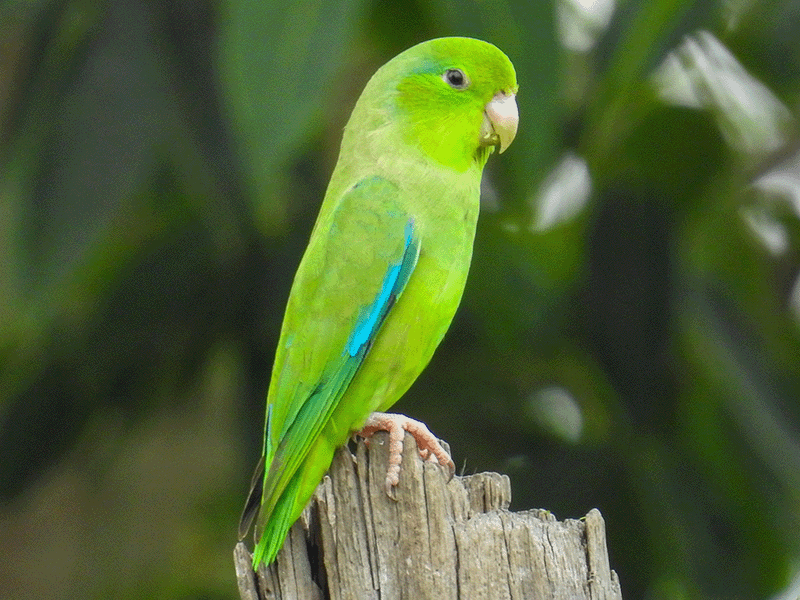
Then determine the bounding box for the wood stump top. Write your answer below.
[235,433,622,600]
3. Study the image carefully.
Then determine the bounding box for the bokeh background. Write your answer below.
[2,0,800,598]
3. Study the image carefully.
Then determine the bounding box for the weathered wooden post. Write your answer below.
[235,433,622,600]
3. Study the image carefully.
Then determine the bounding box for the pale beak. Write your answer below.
[480,92,518,153]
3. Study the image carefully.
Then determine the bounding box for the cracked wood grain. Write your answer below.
[235,434,622,600]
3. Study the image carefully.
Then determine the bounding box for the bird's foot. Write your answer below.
[357,412,455,497]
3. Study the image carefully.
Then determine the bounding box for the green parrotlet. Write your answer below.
[239,36,519,569]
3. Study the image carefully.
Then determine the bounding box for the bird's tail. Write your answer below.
[251,471,303,569]
[238,455,265,541]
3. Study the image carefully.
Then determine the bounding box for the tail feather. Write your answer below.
[251,471,303,568]
[238,455,265,540]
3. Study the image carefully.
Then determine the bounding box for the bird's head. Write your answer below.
[384,37,519,172]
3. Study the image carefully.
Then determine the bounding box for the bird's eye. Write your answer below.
[443,68,468,89]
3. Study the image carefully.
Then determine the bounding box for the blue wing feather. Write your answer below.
[348,217,418,356]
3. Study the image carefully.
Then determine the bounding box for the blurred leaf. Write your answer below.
[216,0,369,234]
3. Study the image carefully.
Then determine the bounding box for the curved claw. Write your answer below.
[357,412,455,495]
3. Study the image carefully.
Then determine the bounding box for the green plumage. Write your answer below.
[239,37,518,568]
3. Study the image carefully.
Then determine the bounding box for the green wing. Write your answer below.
[239,176,420,564]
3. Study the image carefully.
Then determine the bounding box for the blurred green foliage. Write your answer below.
[2,0,800,599]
